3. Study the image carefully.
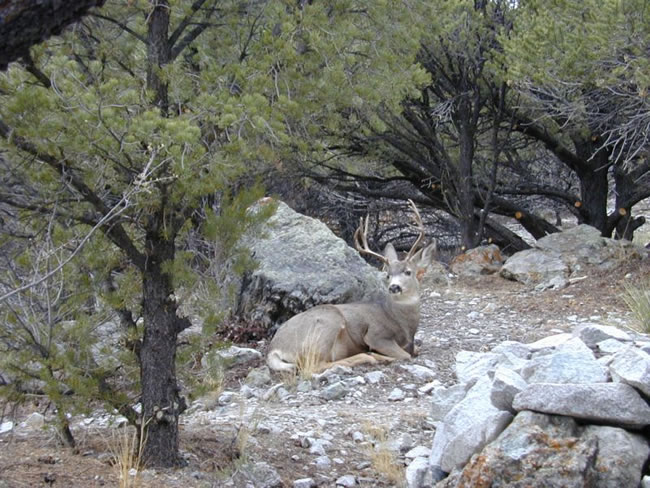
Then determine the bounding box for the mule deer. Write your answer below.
[266,200,436,373]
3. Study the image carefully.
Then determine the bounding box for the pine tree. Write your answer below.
[0,0,426,466]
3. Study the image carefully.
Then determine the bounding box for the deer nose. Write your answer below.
[389,284,402,294]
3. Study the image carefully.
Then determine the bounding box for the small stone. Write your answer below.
[314,455,331,467]
[245,366,272,387]
[335,474,357,486]
[293,478,316,488]
[352,431,364,443]
[319,381,348,401]
[400,364,436,381]
[388,388,406,401]
[0,421,13,434]
[364,371,385,384]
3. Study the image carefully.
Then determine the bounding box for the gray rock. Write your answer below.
[245,366,272,387]
[526,333,573,351]
[239,384,256,399]
[210,345,262,367]
[437,410,648,488]
[293,478,316,488]
[596,338,628,355]
[513,382,650,429]
[231,201,384,328]
[0,421,13,434]
[430,383,471,421]
[573,323,632,347]
[388,388,406,401]
[309,438,333,456]
[583,423,650,488]
[609,346,650,397]
[521,338,609,384]
[454,351,500,384]
[643,475,650,488]
[406,456,432,488]
[229,461,283,488]
[389,432,415,454]
[335,474,357,487]
[364,370,385,384]
[500,248,569,286]
[400,364,436,381]
[430,376,513,473]
[314,455,331,467]
[319,381,348,401]
[490,366,527,412]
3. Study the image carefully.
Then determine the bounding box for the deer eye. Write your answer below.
[405,269,412,276]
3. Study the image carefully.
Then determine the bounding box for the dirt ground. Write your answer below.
[1,257,648,488]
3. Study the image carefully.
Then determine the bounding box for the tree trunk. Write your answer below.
[0,0,105,70]
[573,143,610,233]
[139,232,188,467]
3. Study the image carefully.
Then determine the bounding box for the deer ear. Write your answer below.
[383,243,398,263]
[415,241,437,269]
[416,268,426,281]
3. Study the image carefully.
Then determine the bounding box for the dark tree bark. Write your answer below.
[0,0,105,70]
[140,229,189,467]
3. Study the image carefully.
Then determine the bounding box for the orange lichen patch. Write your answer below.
[515,211,523,220]
[455,454,495,488]
[574,201,582,208]
[619,208,627,216]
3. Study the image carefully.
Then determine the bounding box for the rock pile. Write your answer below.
[429,323,650,487]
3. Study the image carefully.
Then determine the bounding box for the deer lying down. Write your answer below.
[266,200,436,373]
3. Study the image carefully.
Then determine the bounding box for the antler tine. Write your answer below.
[405,199,426,260]
[354,215,389,265]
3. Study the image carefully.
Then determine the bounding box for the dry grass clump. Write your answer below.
[108,424,146,488]
[622,279,650,333]
[362,421,406,487]
[295,330,325,380]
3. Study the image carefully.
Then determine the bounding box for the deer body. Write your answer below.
[267,201,436,373]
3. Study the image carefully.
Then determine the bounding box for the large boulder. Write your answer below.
[232,201,384,329]
[500,224,643,287]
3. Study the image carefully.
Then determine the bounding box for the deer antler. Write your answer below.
[405,199,425,260]
[354,215,389,265]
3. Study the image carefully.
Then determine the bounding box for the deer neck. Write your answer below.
[381,295,421,332]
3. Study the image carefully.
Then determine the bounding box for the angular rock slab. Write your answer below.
[500,248,569,286]
[435,411,649,488]
[609,346,650,397]
[513,382,650,429]
[430,376,513,473]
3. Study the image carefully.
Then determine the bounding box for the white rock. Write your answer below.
[0,421,13,434]
[455,351,500,384]
[429,375,513,473]
[364,371,385,384]
[406,456,432,488]
[388,388,406,401]
[609,346,650,397]
[490,366,528,412]
[400,364,436,381]
[430,383,470,422]
[335,474,357,487]
[597,338,628,355]
[526,333,573,351]
[293,478,316,488]
[314,455,331,467]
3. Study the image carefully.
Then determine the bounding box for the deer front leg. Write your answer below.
[364,334,412,361]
